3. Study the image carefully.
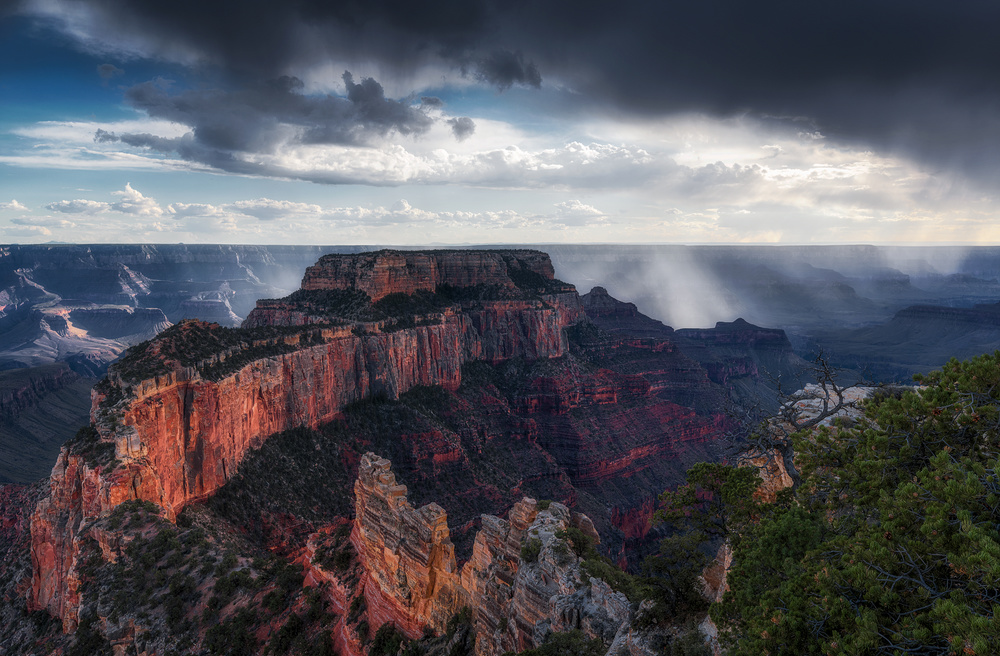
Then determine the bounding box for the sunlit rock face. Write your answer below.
[350,453,634,656]
[352,454,469,638]
[29,449,160,632]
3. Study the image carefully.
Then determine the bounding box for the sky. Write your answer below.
[3,0,1000,245]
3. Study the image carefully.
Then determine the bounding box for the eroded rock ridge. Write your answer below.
[349,453,637,656]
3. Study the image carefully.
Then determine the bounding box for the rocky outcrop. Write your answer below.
[300,250,558,301]
[99,304,577,510]
[244,249,582,331]
[301,522,365,656]
[30,310,571,627]
[352,454,468,638]
[466,499,629,656]
[698,543,732,656]
[745,449,795,504]
[674,318,799,389]
[581,287,674,339]
[28,450,160,631]
[29,250,587,631]
[351,453,634,656]
[676,318,793,346]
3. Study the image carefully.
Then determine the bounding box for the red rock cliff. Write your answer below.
[29,251,584,631]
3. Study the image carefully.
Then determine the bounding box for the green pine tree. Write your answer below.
[687,353,1000,655]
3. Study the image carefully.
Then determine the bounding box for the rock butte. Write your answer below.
[298,250,558,302]
[29,250,585,631]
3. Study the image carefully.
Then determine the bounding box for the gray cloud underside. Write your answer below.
[23,0,1000,181]
[447,116,475,141]
[92,72,479,177]
[122,73,432,150]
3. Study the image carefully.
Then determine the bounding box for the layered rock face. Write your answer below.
[463,499,630,656]
[29,250,585,630]
[0,483,44,650]
[350,453,634,656]
[674,318,800,383]
[300,250,557,301]
[106,322,469,516]
[0,364,96,486]
[244,249,582,331]
[352,454,468,638]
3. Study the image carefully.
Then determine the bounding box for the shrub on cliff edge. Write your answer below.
[500,629,605,656]
[703,352,1000,655]
[520,537,542,563]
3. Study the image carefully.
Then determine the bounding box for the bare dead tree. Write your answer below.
[727,351,873,490]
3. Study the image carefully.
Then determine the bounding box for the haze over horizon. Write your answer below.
[4,1,1000,245]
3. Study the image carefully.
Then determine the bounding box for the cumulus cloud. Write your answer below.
[226,199,323,221]
[11,216,76,228]
[45,199,110,214]
[16,107,1000,245]
[0,200,29,212]
[2,225,53,239]
[166,202,226,219]
[110,183,163,216]
[552,200,606,226]
[76,113,659,188]
[44,184,165,218]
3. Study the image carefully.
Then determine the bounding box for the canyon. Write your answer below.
[3,247,891,654]
[6,242,1000,490]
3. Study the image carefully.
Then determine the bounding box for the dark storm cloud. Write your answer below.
[447,117,476,141]
[120,72,432,152]
[23,0,1000,180]
[1,1,29,18]
[91,71,436,180]
[420,96,444,108]
[473,50,541,91]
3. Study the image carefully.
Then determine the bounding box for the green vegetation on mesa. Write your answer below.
[60,500,339,656]
[97,321,327,388]
[675,352,1000,655]
[267,271,573,324]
